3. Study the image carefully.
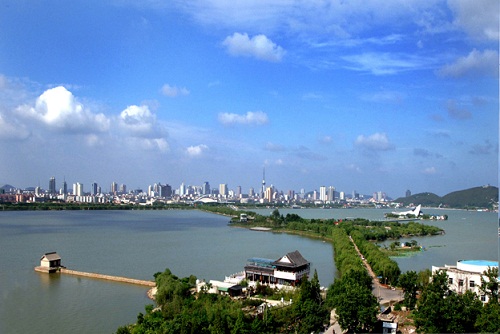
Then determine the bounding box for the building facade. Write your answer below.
[432,260,499,303]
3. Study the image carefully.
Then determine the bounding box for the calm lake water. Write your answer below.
[0,208,497,333]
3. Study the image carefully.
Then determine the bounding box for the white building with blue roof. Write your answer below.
[432,260,498,303]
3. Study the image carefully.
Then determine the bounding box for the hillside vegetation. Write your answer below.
[394,185,498,209]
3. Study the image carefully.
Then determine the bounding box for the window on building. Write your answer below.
[448,277,453,285]
[458,279,464,287]
[469,280,475,288]
[481,295,486,302]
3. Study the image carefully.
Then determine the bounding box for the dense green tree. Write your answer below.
[291,271,329,334]
[327,270,378,333]
[398,270,419,309]
[442,290,482,333]
[475,302,500,332]
[479,266,499,302]
[414,270,450,333]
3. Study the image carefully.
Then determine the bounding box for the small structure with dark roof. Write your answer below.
[35,252,62,273]
[245,250,310,286]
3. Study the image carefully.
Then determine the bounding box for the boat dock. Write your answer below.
[34,266,155,287]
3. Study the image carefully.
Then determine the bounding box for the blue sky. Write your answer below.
[0,0,498,197]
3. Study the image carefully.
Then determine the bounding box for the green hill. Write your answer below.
[394,185,498,209]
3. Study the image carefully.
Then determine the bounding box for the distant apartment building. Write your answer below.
[319,186,327,202]
[328,186,336,202]
[110,182,118,194]
[179,182,187,196]
[406,189,411,197]
[49,177,56,194]
[264,186,274,202]
[219,184,228,197]
[73,182,83,196]
[202,182,211,195]
[61,180,67,195]
[159,184,172,198]
[91,182,98,196]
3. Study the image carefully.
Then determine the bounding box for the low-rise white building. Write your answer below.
[432,260,498,303]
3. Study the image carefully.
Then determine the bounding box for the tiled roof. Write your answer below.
[274,250,309,267]
[42,252,61,261]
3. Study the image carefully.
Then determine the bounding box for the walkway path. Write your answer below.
[59,268,156,287]
[348,236,403,305]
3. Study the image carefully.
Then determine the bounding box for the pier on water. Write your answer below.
[34,266,155,287]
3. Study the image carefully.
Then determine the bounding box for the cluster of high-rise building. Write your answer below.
[0,175,394,206]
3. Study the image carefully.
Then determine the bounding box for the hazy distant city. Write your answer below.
[0,173,397,206]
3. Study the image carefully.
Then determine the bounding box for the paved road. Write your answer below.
[324,236,404,334]
[349,236,404,306]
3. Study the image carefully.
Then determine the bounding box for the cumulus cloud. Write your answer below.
[17,86,110,133]
[355,132,394,151]
[446,100,471,120]
[186,144,209,157]
[161,84,190,97]
[438,49,498,78]
[120,105,157,136]
[119,105,169,153]
[222,33,285,62]
[448,0,499,41]
[218,111,269,125]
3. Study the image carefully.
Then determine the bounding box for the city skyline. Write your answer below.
[0,173,465,200]
[0,1,498,197]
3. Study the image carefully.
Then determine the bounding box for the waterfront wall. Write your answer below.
[59,268,156,287]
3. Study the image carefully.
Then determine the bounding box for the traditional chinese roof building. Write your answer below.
[244,250,310,286]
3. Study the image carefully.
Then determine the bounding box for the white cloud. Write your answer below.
[120,105,158,137]
[218,111,268,125]
[161,84,190,97]
[222,33,285,62]
[343,52,434,75]
[422,166,437,175]
[355,132,394,151]
[438,49,498,78]
[186,144,209,157]
[17,86,110,133]
[171,1,443,39]
[448,0,499,41]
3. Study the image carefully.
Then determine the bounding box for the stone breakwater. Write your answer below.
[59,268,156,287]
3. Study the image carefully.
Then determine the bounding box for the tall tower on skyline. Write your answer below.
[261,167,266,198]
